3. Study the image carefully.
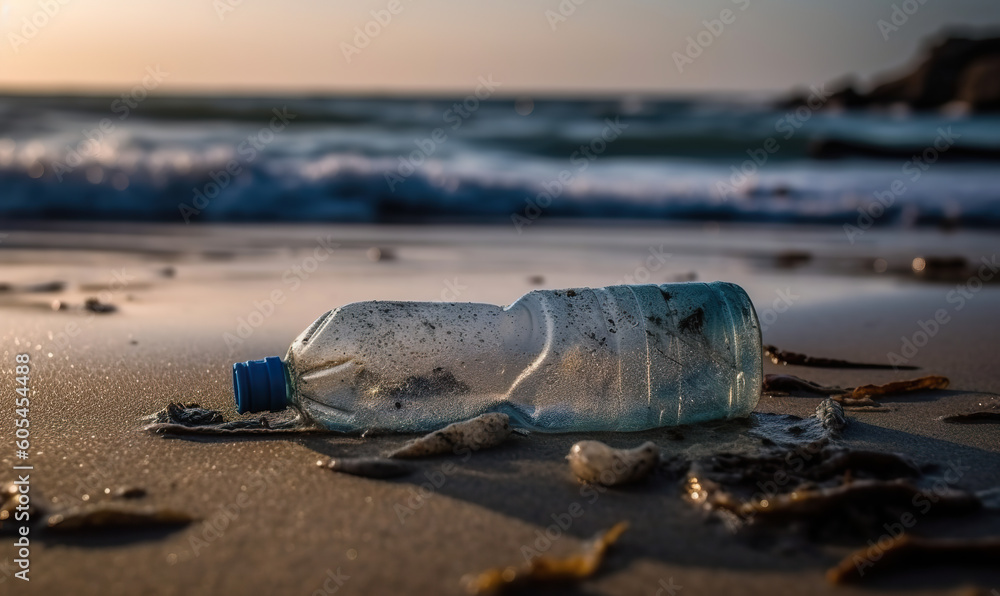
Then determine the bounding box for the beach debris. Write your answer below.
[151,402,225,426]
[840,404,891,413]
[848,375,949,399]
[144,402,317,435]
[831,375,950,410]
[813,398,848,434]
[762,374,848,396]
[110,487,148,500]
[750,398,846,447]
[526,275,545,285]
[83,297,117,313]
[737,479,977,522]
[566,441,659,486]
[46,505,195,531]
[460,522,628,594]
[318,457,411,479]
[826,535,1000,585]
[763,345,917,370]
[763,373,951,410]
[682,421,980,539]
[685,456,979,536]
[366,247,395,262]
[159,265,176,278]
[0,280,66,293]
[389,413,511,459]
[774,250,812,269]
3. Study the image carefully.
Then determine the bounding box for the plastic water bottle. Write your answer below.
[232,282,762,433]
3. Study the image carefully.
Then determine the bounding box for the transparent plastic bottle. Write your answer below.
[232,282,762,433]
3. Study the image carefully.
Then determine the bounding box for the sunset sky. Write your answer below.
[1,0,998,95]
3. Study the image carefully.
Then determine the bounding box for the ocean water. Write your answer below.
[1,94,999,227]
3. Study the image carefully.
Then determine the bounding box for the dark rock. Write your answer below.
[783,31,1000,113]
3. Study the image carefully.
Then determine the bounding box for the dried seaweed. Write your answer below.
[764,374,951,411]
[826,535,1000,584]
[848,375,949,399]
[390,413,511,459]
[682,433,978,540]
[739,479,978,521]
[150,402,225,426]
[144,402,318,435]
[566,441,659,486]
[762,374,848,396]
[763,345,918,370]
[461,522,628,594]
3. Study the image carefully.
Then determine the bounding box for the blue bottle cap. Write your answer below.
[232,356,289,413]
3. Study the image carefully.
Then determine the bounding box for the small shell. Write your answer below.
[566,441,659,486]
[389,413,511,459]
[319,457,410,479]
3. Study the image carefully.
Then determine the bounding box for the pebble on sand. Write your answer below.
[566,440,659,486]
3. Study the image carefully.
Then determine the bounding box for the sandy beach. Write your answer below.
[1,222,998,595]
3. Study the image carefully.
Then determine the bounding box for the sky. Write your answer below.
[0,0,999,95]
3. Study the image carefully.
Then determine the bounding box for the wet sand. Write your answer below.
[1,222,999,595]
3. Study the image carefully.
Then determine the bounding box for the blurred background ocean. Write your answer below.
[1,91,998,227]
